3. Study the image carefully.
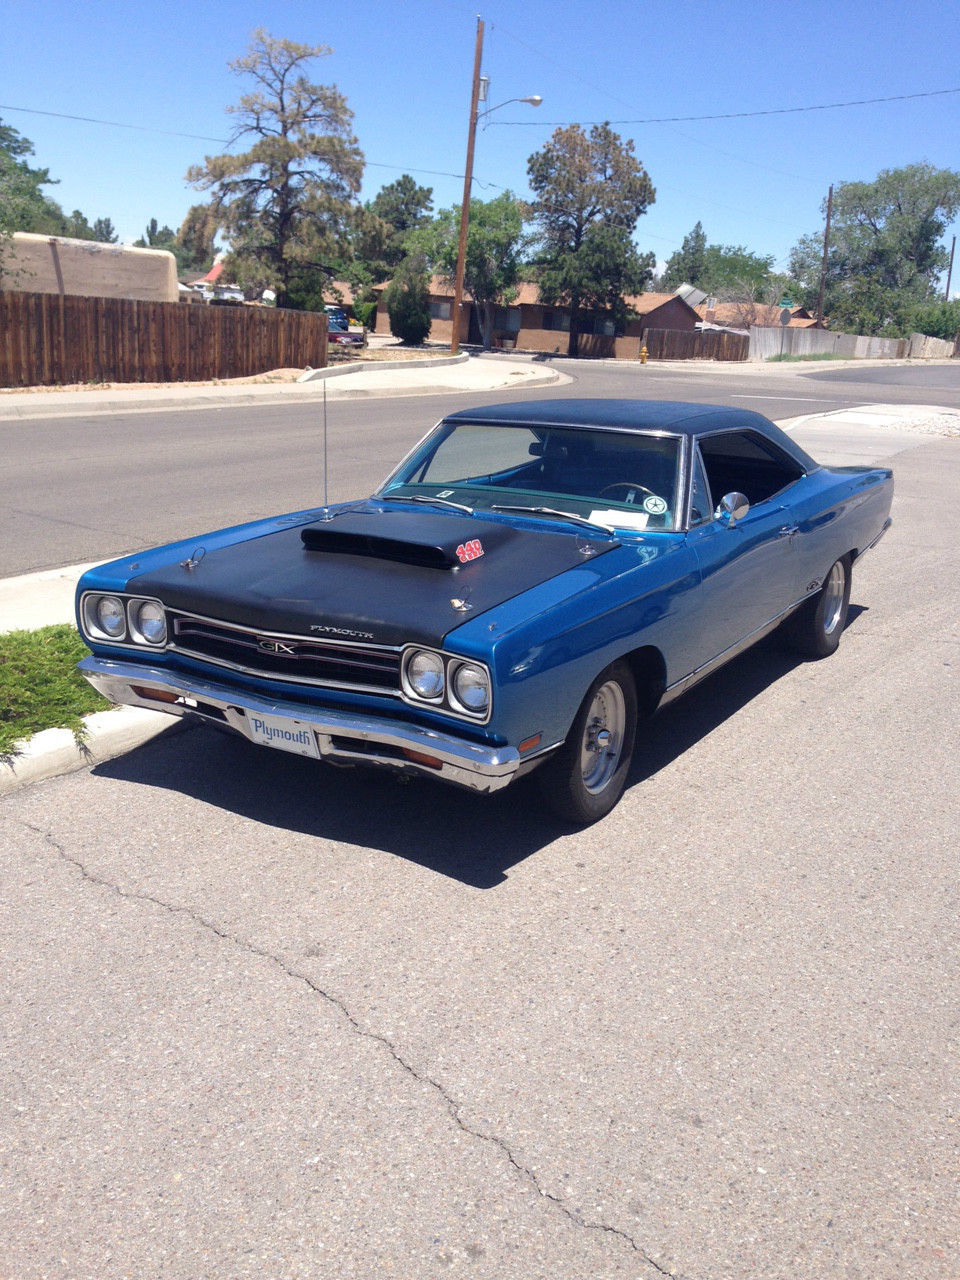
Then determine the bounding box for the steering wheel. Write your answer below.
[598,482,659,504]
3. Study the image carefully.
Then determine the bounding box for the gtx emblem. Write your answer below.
[258,638,297,656]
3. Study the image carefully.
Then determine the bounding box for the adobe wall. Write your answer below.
[0,232,178,303]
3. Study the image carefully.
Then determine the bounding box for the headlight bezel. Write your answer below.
[80,592,168,649]
[448,661,490,716]
[402,648,445,703]
[129,599,168,647]
[401,646,492,723]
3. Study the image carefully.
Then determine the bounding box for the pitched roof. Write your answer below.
[372,278,698,317]
[694,301,820,328]
[624,291,689,314]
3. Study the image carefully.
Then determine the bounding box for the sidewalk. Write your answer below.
[3,399,958,795]
[0,351,567,421]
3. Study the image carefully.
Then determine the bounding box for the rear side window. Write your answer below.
[698,430,805,508]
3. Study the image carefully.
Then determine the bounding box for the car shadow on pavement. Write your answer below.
[93,620,860,888]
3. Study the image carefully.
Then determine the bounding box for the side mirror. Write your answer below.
[716,491,750,526]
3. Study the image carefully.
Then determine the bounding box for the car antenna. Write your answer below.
[314,373,335,522]
[323,375,329,509]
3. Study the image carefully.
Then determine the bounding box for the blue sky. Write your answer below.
[3,0,960,283]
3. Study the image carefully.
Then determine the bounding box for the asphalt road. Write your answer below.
[1,418,957,1278]
[4,358,960,577]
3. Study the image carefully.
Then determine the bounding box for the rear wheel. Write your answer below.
[785,556,851,658]
[537,661,637,825]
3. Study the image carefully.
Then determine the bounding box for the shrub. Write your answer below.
[354,299,378,330]
[384,258,432,344]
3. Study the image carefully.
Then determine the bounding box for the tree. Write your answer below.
[63,209,94,240]
[134,217,177,250]
[789,164,960,335]
[92,217,118,243]
[660,221,706,291]
[384,254,431,344]
[0,117,68,248]
[186,28,363,307]
[700,244,776,300]
[659,223,778,301]
[909,298,960,341]
[407,192,530,349]
[175,203,217,272]
[365,174,433,272]
[526,124,655,356]
[0,117,115,282]
[541,223,654,335]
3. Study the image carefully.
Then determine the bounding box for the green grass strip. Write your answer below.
[766,352,850,362]
[0,625,110,755]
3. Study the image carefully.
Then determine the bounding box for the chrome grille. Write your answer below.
[169,612,401,694]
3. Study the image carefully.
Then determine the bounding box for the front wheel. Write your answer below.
[537,661,637,825]
[785,556,851,658]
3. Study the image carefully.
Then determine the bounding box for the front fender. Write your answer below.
[448,538,701,748]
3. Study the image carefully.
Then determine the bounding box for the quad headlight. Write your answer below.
[95,596,126,639]
[451,662,490,714]
[405,649,445,700]
[401,648,491,720]
[132,600,167,646]
[81,593,168,648]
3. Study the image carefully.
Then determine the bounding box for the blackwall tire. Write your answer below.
[537,660,637,825]
[785,556,852,659]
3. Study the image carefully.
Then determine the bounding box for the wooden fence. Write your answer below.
[0,291,329,387]
[640,328,749,361]
[573,328,748,361]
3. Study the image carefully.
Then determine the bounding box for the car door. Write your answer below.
[683,430,805,671]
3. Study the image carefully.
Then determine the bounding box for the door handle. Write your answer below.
[778,524,799,539]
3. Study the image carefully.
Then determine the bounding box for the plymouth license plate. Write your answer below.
[246,712,320,759]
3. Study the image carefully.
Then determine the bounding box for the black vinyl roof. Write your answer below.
[443,398,819,469]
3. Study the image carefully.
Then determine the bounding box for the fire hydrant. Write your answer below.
[639,344,649,364]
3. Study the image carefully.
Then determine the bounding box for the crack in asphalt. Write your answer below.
[15,815,677,1279]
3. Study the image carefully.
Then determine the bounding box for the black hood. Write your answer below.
[126,505,618,648]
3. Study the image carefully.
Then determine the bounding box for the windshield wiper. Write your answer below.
[380,492,475,515]
[490,504,614,534]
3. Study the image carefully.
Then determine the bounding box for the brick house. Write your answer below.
[372,279,701,356]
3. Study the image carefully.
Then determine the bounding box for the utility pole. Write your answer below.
[450,17,484,356]
[945,235,956,301]
[815,184,833,329]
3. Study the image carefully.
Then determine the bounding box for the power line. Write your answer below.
[0,102,511,191]
[0,103,228,144]
[490,85,960,127]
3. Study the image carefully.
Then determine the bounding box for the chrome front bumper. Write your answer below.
[78,656,522,794]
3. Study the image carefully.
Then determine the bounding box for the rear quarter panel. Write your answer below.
[790,466,893,593]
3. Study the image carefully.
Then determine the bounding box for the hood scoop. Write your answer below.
[300,509,513,570]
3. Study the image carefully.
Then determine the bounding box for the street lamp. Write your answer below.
[449,18,541,355]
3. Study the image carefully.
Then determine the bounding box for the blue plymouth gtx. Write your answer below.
[76,400,893,823]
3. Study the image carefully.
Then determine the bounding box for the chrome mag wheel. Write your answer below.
[579,679,627,794]
[822,560,847,636]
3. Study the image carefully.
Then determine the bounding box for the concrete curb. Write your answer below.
[328,368,566,398]
[0,707,186,796]
[0,354,561,421]
[298,353,469,380]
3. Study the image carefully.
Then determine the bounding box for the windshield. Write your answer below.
[380,421,682,530]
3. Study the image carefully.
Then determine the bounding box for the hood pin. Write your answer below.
[180,546,206,571]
